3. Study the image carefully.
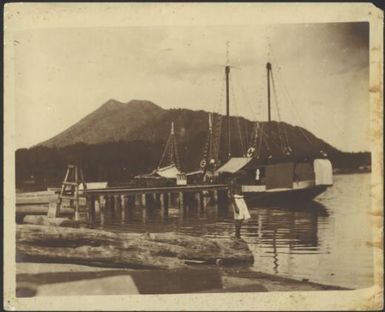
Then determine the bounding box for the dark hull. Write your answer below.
[243,185,328,206]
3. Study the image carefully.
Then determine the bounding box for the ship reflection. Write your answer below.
[107,197,328,276]
[242,201,329,274]
[247,201,327,246]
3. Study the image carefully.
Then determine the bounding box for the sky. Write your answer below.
[13,22,369,151]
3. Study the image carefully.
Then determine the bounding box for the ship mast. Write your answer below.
[225,65,231,160]
[266,62,272,122]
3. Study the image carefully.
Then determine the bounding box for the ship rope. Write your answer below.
[268,45,320,154]
[230,75,246,156]
[158,123,181,170]
[234,73,259,150]
[275,66,319,149]
[271,70,292,155]
[200,74,225,170]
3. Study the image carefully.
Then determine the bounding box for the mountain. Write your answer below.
[39,98,338,156]
[16,99,370,190]
[40,99,165,147]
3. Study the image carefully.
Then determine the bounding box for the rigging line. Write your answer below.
[234,73,258,120]
[258,125,285,150]
[276,68,319,150]
[253,122,260,147]
[173,135,181,170]
[257,122,267,157]
[256,122,263,159]
[249,123,256,148]
[158,135,171,168]
[270,73,286,153]
[230,75,246,156]
[259,124,266,158]
[273,60,319,148]
[213,114,223,162]
[233,72,263,149]
[266,45,295,153]
[215,75,226,115]
[271,70,291,153]
[233,76,251,149]
[262,130,272,155]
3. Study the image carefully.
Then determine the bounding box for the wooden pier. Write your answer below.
[84,184,229,226]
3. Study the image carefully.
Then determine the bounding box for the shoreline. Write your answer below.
[16,262,350,297]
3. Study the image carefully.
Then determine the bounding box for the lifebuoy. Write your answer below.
[247,147,255,157]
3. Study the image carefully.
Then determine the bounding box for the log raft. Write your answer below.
[16,225,254,269]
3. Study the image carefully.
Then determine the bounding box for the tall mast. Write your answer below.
[208,113,213,158]
[225,65,231,159]
[266,62,272,122]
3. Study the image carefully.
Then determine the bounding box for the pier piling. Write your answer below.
[83,184,228,225]
[113,195,119,220]
[99,195,105,226]
[160,193,167,218]
[120,195,126,224]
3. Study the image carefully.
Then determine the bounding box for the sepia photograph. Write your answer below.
[3,3,383,310]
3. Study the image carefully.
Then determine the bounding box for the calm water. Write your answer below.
[104,173,374,289]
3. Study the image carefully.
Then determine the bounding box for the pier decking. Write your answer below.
[17,184,230,225]
[84,184,229,226]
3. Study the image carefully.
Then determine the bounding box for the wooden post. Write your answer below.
[103,196,109,224]
[99,195,105,226]
[197,192,204,216]
[155,193,160,209]
[108,195,114,220]
[141,193,147,223]
[196,192,202,210]
[167,193,172,207]
[160,193,168,218]
[179,192,185,217]
[213,190,218,205]
[74,166,80,221]
[141,193,146,206]
[178,192,184,208]
[113,195,119,221]
[120,195,126,224]
[127,195,134,218]
[88,195,96,228]
[135,194,140,206]
[142,205,147,223]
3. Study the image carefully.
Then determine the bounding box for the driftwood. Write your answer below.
[16,225,254,269]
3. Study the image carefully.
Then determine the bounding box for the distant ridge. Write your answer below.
[16,98,370,187]
[38,98,337,157]
[39,99,165,147]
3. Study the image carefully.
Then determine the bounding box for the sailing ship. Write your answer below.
[136,122,202,186]
[214,63,333,204]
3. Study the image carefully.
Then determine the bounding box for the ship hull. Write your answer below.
[242,185,328,206]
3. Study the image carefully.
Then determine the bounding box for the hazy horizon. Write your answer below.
[14,22,369,152]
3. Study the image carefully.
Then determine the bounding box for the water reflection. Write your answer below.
[106,196,327,274]
[104,174,374,289]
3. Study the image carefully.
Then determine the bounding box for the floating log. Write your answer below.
[16,225,253,269]
[22,216,86,228]
[16,195,57,205]
[16,206,74,218]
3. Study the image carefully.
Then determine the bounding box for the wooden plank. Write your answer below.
[86,184,228,196]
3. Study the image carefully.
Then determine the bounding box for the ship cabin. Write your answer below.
[216,157,333,194]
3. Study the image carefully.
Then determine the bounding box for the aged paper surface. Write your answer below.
[4,3,383,310]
